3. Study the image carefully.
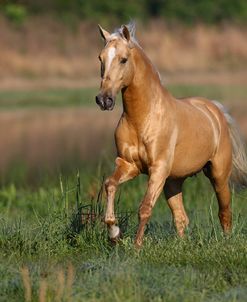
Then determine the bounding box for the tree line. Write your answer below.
[1,0,247,25]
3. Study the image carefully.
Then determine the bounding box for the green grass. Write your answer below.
[0,166,247,302]
[0,82,246,301]
[0,84,245,109]
[0,87,97,109]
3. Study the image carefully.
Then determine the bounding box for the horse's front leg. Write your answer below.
[105,157,139,241]
[135,165,168,248]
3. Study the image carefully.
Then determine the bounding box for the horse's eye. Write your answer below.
[120,58,128,64]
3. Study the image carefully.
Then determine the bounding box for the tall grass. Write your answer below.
[0,166,247,301]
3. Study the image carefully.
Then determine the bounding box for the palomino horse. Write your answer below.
[95,23,247,248]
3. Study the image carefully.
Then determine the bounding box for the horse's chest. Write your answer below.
[116,119,150,171]
[126,143,149,173]
[117,139,148,172]
[137,143,149,171]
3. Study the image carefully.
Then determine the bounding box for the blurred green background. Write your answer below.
[1,0,247,24]
[0,0,246,185]
[0,3,247,302]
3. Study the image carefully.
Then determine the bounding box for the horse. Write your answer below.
[95,23,247,248]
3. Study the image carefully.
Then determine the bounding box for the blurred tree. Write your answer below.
[3,3,27,24]
[1,0,247,24]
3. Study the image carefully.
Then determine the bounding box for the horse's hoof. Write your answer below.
[134,240,142,250]
[109,225,121,243]
[134,243,142,250]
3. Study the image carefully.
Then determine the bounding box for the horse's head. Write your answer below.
[96,24,135,111]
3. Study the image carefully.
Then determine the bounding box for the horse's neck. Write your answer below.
[122,46,172,123]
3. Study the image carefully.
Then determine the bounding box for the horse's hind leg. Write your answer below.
[215,182,231,233]
[205,155,232,234]
[164,179,189,237]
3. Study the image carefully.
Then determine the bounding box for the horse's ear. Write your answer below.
[122,25,130,42]
[98,24,111,42]
[122,25,135,48]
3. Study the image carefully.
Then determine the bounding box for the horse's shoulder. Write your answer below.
[115,114,135,140]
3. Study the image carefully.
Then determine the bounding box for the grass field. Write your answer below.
[1,169,247,302]
[0,83,247,301]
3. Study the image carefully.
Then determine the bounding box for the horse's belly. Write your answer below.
[170,159,207,178]
[170,140,214,178]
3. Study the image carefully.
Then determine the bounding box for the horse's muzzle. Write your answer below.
[96,94,115,111]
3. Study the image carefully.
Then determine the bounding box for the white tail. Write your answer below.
[213,101,247,189]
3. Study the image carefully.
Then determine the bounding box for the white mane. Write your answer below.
[110,22,138,44]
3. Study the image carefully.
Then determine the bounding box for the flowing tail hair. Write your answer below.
[212,101,247,189]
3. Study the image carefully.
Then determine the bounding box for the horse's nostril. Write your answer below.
[105,97,113,106]
[105,97,115,110]
[96,94,106,110]
[95,95,101,105]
